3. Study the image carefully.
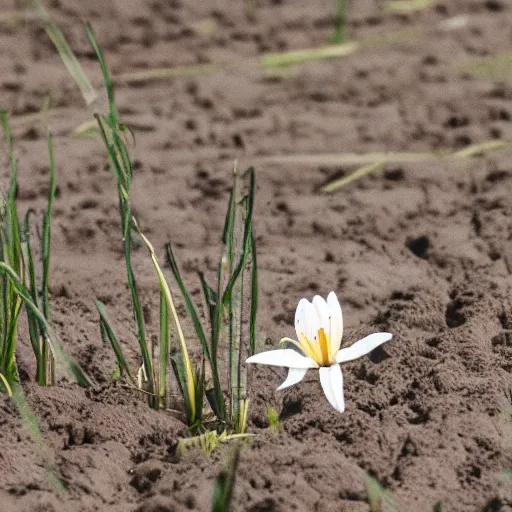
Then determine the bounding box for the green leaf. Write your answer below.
[198,271,217,331]
[249,234,258,356]
[165,243,211,363]
[158,290,169,406]
[39,132,58,384]
[0,262,93,388]
[88,30,153,399]
[21,210,43,381]
[95,300,134,383]
[206,388,223,420]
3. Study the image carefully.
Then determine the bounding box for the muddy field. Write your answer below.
[1,0,512,511]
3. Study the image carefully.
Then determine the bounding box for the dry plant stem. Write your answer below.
[383,0,435,13]
[256,140,512,192]
[458,52,512,80]
[29,0,97,104]
[321,161,386,193]
[257,141,512,167]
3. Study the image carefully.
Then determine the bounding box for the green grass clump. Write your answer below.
[266,406,282,433]
[86,23,187,413]
[86,24,258,436]
[86,22,257,433]
[0,112,91,390]
[0,113,23,389]
[167,164,257,435]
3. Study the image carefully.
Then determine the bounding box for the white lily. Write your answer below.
[246,292,392,412]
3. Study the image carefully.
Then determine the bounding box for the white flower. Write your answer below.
[246,292,392,412]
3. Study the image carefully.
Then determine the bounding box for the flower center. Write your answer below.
[296,327,332,366]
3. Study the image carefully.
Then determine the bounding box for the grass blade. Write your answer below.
[84,23,116,120]
[211,445,241,512]
[0,372,12,396]
[40,132,57,384]
[249,234,258,356]
[258,141,512,169]
[21,211,43,380]
[321,160,387,193]
[198,272,217,332]
[331,0,349,44]
[30,0,97,105]
[1,111,23,386]
[158,290,169,406]
[220,168,255,308]
[383,0,434,13]
[261,41,359,68]
[165,243,211,363]
[94,113,153,400]
[212,167,256,431]
[134,220,197,421]
[95,300,134,383]
[87,24,152,398]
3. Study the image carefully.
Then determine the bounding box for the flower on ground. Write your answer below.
[246,292,392,412]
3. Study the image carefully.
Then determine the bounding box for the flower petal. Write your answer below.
[313,295,331,334]
[277,368,309,390]
[327,291,343,355]
[295,298,319,342]
[335,332,392,364]
[247,349,317,369]
[319,364,345,412]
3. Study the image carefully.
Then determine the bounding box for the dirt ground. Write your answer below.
[1,0,512,510]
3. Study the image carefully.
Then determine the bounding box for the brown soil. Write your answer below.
[1,0,512,511]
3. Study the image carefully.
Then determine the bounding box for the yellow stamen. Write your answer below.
[280,336,317,362]
[317,328,331,365]
[282,328,334,367]
[298,332,321,362]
